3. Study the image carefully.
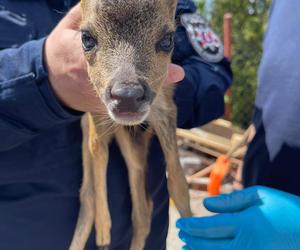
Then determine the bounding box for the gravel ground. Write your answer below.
[167,191,213,250]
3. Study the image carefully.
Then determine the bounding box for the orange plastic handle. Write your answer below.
[208,155,230,196]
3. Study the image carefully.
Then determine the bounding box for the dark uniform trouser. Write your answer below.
[243,123,300,196]
[0,138,169,250]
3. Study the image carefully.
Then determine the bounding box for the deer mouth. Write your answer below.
[107,105,150,125]
[107,98,150,125]
[113,110,148,123]
[102,94,151,125]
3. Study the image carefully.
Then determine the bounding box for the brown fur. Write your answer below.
[70,1,192,249]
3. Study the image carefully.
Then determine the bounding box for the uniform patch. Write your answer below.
[181,13,224,63]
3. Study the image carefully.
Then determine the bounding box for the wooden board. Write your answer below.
[177,119,246,159]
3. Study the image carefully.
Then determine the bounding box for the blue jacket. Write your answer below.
[0,1,232,250]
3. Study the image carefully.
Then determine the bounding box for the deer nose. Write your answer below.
[110,83,146,112]
[111,83,145,101]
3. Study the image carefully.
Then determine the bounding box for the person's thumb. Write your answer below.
[204,186,262,213]
[60,4,82,30]
[164,64,185,85]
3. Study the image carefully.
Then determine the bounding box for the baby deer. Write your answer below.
[70,0,192,249]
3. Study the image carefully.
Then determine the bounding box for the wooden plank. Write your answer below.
[177,128,231,153]
[187,177,210,185]
[201,121,233,139]
[187,165,214,181]
[180,140,243,166]
[214,119,233,128]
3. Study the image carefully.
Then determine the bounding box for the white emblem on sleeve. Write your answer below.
[181,13,224,63]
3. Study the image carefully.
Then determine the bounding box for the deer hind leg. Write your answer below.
[69,114,95,250]
[116,128,153,250]
[152,106,192,218]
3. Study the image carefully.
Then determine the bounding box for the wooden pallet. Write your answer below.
[177,119,248,190]
[177,119,245,159]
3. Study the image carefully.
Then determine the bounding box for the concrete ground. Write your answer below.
[167,191,212,250]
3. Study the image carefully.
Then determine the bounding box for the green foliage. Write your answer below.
[197,0,271,128]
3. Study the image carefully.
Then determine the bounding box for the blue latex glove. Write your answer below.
[176,186,300,250]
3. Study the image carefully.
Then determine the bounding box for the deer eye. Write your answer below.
[81,31,97,52]
[157,33,175,53]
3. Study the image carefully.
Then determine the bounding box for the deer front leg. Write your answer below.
[91,141,111,250]
[89,114,113,249]
[152,107,192,218]
[70,114,95,250]
[116,128,153,250]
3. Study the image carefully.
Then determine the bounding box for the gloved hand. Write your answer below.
[176,186,300,250]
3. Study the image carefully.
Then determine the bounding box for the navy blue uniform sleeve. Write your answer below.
[173,13,233,128]
[0,38,81,151]
[175,56,232,128]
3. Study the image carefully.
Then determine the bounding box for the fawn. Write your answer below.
[70,1,192,249]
